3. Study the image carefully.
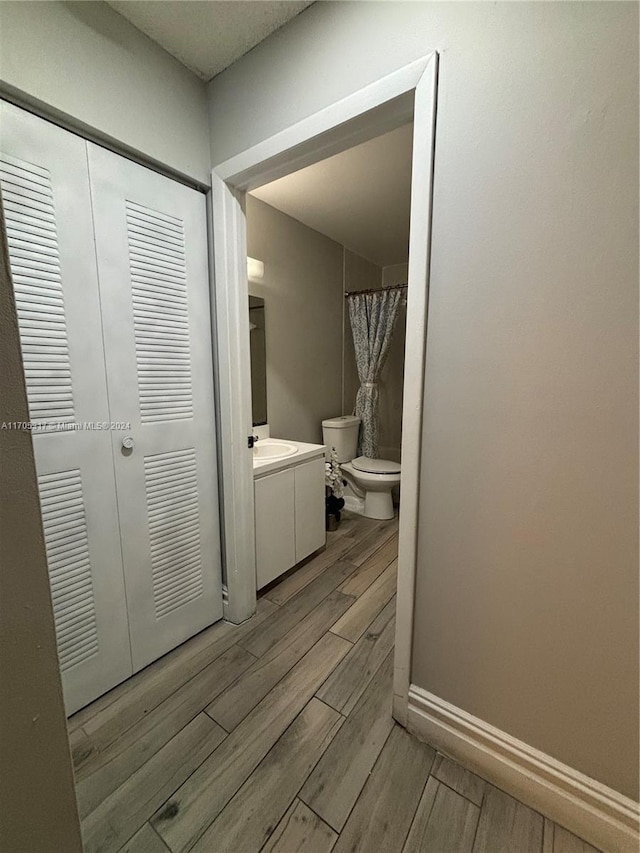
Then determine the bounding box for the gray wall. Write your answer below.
[246,195,344,444]
[0,208,83,852]
[0,1,211,184]
[210,2,639,799]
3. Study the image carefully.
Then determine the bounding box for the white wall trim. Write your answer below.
[407,685,640,853]
[392,54,438,727]
[210,177,257,623]
[211,54,438,639]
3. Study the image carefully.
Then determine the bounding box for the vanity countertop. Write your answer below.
[252,439,326,479]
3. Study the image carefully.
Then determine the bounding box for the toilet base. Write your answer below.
[344,490,394,520]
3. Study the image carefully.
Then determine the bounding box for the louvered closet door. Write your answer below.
[87,144,223,672]
[0,102,133,713]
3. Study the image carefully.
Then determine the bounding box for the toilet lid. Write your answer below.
[352,456,401,474]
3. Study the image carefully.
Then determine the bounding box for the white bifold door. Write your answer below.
[0,102,223,713]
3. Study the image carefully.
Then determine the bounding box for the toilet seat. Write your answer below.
[352,456,401,475]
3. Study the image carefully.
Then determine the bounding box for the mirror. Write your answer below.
[249,295,267,426]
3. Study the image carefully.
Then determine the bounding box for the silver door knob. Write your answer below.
[122,436,135,450]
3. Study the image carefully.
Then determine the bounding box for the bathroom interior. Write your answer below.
[245,121,413,590]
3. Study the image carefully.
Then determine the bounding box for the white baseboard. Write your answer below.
[406,685,639,853]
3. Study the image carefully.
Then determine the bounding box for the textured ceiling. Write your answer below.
[106,1,314,81]
[251,123,414,268]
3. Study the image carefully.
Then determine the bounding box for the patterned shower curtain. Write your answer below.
[348,289,402,458]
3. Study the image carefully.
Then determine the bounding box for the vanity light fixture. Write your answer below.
[247,257,265,282]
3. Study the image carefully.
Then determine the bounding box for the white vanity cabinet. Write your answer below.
[254,452,326,590]
[294,457,326,564]
[255,468,296,589]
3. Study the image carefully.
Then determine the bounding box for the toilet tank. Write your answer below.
[322,415,360,463]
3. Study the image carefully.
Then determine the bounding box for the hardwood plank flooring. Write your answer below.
[338,531,398,598]
[191,699,343,853]
[299,651,395,831]
[205,589,354,732]
[81,714,226,853]
[119,823,170,853]
[262,801,337,853]
[472,785,544,853]
[551,824,601,853]
[544,819,556,853]
[330,558,397,643]
[403,776,480,853]
[332,725,436,853]
[151,633,350,853]
[75,644,255,818]
[69,511,603,853]
[239,560,357,658]
[316,597,395,715]
[432,754,486,807]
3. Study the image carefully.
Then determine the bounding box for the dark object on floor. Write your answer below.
[326,494,345,530]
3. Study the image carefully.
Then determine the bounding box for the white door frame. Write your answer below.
[210,53,438,724]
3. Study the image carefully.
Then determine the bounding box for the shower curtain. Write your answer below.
[348,289,402,458]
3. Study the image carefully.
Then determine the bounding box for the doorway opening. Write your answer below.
[244,120,411,599]
[213,54,438,724]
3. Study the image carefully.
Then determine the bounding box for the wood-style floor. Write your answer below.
[68,512,600,853]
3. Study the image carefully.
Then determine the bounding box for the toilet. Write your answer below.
[322,415,401,520]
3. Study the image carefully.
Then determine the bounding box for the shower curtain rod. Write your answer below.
[344,283,408,298]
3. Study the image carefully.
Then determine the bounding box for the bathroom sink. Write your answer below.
[253,439,298,461]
